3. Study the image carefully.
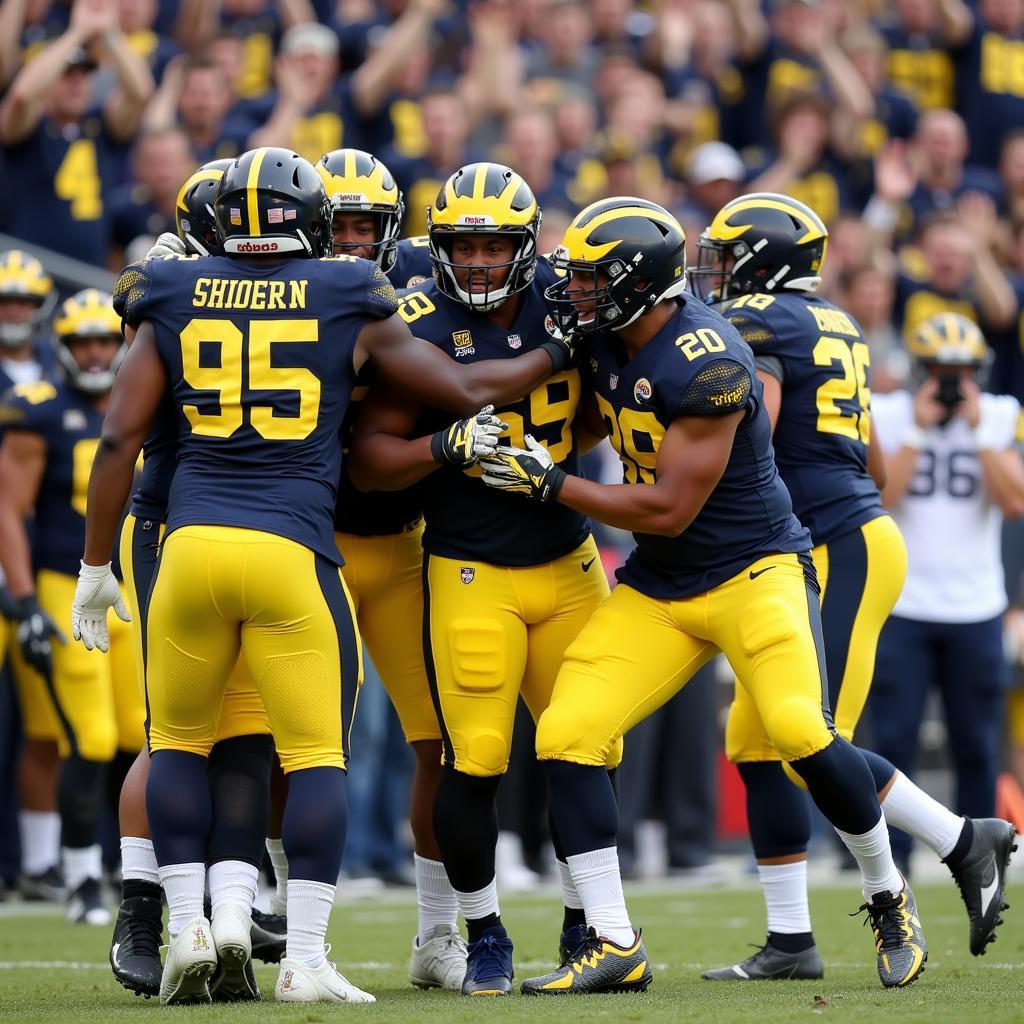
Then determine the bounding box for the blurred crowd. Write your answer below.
[2,0,1024,890]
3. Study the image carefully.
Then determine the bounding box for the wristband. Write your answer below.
[539,339,569,373]
[902,424,927,450]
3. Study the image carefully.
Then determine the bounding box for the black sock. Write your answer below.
[562,906,587,932]
[122,877,161,903]
[433,767,501,894]
[768,931,815,954]
[944,818,975,867]
[467,913,502,943]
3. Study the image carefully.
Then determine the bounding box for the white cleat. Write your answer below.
[409,923,468,990]
[274,946,376,1004]
[159,916,218,1005]
[210,904,260,1001]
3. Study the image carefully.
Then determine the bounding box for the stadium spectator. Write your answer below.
[524,0,598,93]
[495,107,575,218]
[999,128,1024,225]
[674,140,745,262]
[117,0,180,82]
[0,0,154,266]
[841,263,909,393]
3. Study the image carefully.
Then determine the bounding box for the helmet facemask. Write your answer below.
[330,201,404,272]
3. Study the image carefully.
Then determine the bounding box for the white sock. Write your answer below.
[19,811,61,875]
[287,879,336,968]
[158,862,206,938]
[266,837,288,916]
[557,859,584,911]
[63,844,102,892]
[120,837,159,884]
[208,859,259,918]
[880,772,965,859]
[566,847,634,947]
[454,877,500,925]
[757,861,811,934]
[414,854,458,945]
[835,816,904,902]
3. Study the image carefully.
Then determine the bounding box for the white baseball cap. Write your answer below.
[687,142,745,185]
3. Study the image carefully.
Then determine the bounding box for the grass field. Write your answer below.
[1,878,1022,1023]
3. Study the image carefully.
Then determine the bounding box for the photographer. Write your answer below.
[869,312,1024,870]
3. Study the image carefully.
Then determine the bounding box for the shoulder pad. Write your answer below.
[365,262,400,319]
[679,358,752,416]
[719,302,778,349]
[0,381,59,427]
[113,261,152,327]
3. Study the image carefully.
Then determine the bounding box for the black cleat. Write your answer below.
[558,923,590,967]
[702,940,823,980]
[462,926,514,996]
[67,877,112,926]
[250,908,287,964]
[110,895,163,998]
[20,865,65,902]
[856,884,927,988]
[522,927,652,995]
[946,818,1017,956]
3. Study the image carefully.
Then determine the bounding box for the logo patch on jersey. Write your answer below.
[634,378,652,403]
[267,207,284,223]
[406,275,428,287]
[610,374,619,390]
[460,567,476,584]
[507,334,522,350]
[229,207,242,225]
[62,409,87,431]
[589,358,599,374]
[452,330,475,357]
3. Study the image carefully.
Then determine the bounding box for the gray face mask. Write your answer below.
[0,321,33,348]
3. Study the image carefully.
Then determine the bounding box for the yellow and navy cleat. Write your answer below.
[461,925,513,996]
[522,927,652,995]
[857,884,927,988]
[945,818,1017,956]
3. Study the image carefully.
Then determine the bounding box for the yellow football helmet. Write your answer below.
[315,148,404,272]
[427,162,541,310]
[908,311,990,370]
[689,192,828,303]
[0,249,55,348]
[54,289,124,394]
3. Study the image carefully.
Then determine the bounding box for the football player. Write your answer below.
[482,197,927,992]
[349,162,617,996]
[0,289,145,926]
[109,159,283,1002]
[71,147,574,1005]
[316,147,465,989]
[0,249,63,902]
[692,193,1017,980]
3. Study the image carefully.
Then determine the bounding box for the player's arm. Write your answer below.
[0,429,45,597]
[82,322,166,566]
[355,313,571,415]
[99,21,156,141]
[574,390,609,454]
[557,412,743,536]
[349,384,505,492]
[755,367,782,432]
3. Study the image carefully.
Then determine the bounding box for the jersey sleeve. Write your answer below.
[677,358,753,417]
[719,301,784,355]
[364,262,400,320]
[980,394,1021,450]
[112,260,154,328]
[0,382,59,433]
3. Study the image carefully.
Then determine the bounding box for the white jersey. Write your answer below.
[872,389,1019,623]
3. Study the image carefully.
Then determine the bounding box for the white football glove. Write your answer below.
[71,561,131,653]
[479,434,566,501]
[146,232,188,260]
[431,404,508,468]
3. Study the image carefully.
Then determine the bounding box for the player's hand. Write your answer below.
[70,0,117,40]
[15,595,66,676]
[146,232,187,260]
[479,434,566,501]
[873,140,917,203]
[71,561,130,653]
[912,376,946,429]
[431,405,507,468]
[539,327,578,373]
[956,377,982,428]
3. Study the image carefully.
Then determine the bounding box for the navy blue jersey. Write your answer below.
[0,380,105,575]
[878,22,956,110]
[388,236,432,289]
[586,295,809,599]
[718,292,884,545]
[115,253,398,564]
[0,116,126,266]
[403,264,589,566]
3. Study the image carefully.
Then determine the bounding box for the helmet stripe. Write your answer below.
[176,167,224,214]
[246,147,268,237]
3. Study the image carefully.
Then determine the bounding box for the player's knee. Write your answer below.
[536,701,611,766]
[447,618,506,692]
[761,695,832,762]
[457,728,510,776]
